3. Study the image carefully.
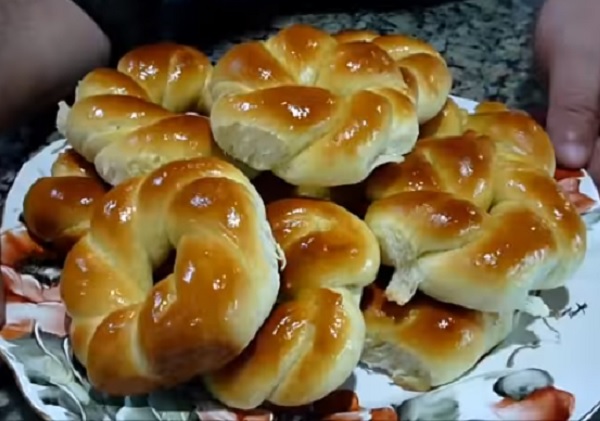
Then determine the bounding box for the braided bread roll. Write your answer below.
[56,43,229,186]
[73,42,212,113]
[364,104,586,316]
[209,24,451,188]
[60,157,282,395]
[23,149,108,253]
[204,199,380,409]
[361,281,514,391]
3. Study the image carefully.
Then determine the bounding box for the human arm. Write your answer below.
[0,0,110,131]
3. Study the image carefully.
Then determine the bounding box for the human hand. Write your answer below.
[535,0,600,185]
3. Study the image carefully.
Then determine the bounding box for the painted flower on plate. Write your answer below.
[555,168,596,214]
[194,389,398,420]
[491,369,574,421]
[0,228,66,340]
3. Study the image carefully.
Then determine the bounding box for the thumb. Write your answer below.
[546,54,600,169]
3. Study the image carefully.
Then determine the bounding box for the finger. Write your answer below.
[546,51,600,169]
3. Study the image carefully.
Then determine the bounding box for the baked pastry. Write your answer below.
[209,24,452,187]
[60,157,282,395]
[72,42,212,114]
[419,97,468,139]
[204,198,380,409]
[56,43,233,186]
[361,277,514,391]
[364,103,586,315]
[333,29,452,122]
[23,149,108,253]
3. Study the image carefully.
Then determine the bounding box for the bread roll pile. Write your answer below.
[20,24,588,411]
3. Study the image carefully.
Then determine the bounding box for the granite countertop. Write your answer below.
[0,0,546,418]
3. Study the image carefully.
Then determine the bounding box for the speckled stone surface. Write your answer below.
[0,0,549,418]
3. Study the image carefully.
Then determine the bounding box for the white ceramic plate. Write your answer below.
[1,96,600,421]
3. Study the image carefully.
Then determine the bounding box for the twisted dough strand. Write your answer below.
[23,149,108,253]
[209,25,451,187]
[56,43,221,186]
[205,199,380,409]
[365,101,586,315]
[74,42,212,113]
[333,30,452,122]
[60,157,282,395]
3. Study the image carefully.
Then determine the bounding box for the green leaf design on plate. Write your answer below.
[148,388,195,421]
[8,323,204,420]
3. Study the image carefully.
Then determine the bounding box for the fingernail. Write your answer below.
[556,141,590,168]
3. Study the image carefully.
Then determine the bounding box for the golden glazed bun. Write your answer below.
[361,280,514,391]
[73,42,212,113]
[205,199,380,409]
[364,101,586,316]
[56,43,231,185]
[209,24,452,187]
[60,157,282,395]
[23,149,108,253]
[418,96,468,139]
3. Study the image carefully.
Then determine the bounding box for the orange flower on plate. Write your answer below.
[0,228,67,340]
[557,177,596,214]
[554,168,585,181]
[554,168,597,214]
[321,407,397,421]
[194,389,398,420]
[314,391,397,421]
[195,407,273,420]
[492,386,574,421]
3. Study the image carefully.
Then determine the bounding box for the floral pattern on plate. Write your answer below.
[1,229,65,341]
